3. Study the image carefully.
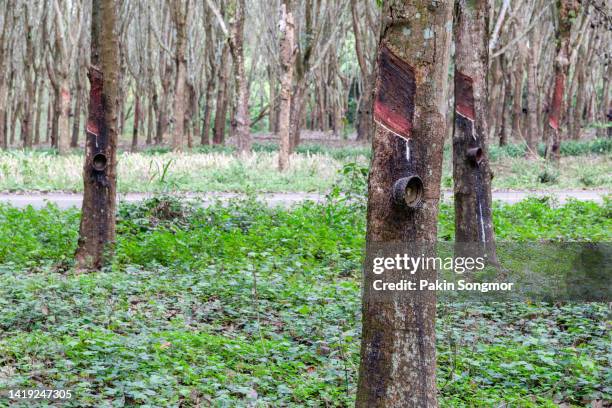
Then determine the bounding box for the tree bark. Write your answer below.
[132,93,140,152]
[0,80,6,149]
[71,81,83,148]
[546,0,579,162]
[171,0,189,151]
[229,0,251,154]
[278,2,295,171]
[453,0,497,262]
[22,8,35,149]
[351,0,374,142]
[57,81,72,155]
[525,30,539,158]
[34,78,44,145]
[213,44,231,145]
[75,0,119,271]
[355,1,453,407]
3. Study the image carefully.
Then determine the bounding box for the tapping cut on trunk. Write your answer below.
[86,68,106,148]
[373,44,416,141]
[548,72,565,131]
[454,71,475,121]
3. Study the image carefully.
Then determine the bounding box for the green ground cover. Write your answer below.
[0,197,610,407]
[0,139,610,193]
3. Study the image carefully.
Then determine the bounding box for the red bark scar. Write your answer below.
[373,44,416,139]
[86,67,105,138]
[548,73,565,130]
[454,71,475,120]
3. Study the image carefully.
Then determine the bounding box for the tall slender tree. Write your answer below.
[356,1,453,406]
[228,0,251,154]
[452,0,497,261]
[278,1,295,171]
[546,0,580,161]
[75,0,119,270]
[170,0,190,151]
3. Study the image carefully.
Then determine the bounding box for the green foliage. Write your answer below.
[0,199,610,406]
[0,139,609,193]
[487,138,612,160]
[538,166,560,184]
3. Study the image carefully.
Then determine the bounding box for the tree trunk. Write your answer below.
[22,8,35,149]
[453,0,497,262]
[34,79,44,145]
[525,32,539,158]
[75,0,119,271]
[132,93,140,152]
[351,0,373,142]
[0,81,6,149]
[213,44,230,145]
[289,83,306,152]
[268,67,278,133]
[46,90,53,144]
[51,88,60,148]
[57,81,71,155]
[546,0,579,162]
[230,0,251,154]
[0,73,7,149]
[146,95,153,145]
[355,1,453,406]
[201,77,215,145]
[71,83,83,148]
[171,0,188,151]
[278,2,295,171]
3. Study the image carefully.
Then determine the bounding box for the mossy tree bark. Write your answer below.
[356,1,453,407]
[75,0,119,271]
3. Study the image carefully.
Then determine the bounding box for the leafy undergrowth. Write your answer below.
[0,198,610,407]
[0,142,610,193]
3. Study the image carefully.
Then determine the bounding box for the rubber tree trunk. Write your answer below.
[0,81,6,149]
[131,93,140,152]
[172,0,188,152]
[546,0,579,162]
[351,0,374,142]
[525,30,539,158]
[230,0,251,154]
[453,0,497,262]
[213,44,231,145]
[71,81,83,148]
[201,76,215,145]
[57,81,71,155]
[355,1,453,407]
[75,0,119,271]
[34,79,43,145]
[278,2,295,171]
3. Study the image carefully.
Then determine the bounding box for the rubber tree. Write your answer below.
[75,0,119,271]
[278,1,295,171]
[546,0,580,161]
[228,0,251,154]
[452,0,497,261]
[356,1,453,407]
[170,0,190,151]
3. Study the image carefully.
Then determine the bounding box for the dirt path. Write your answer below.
[0,189,608,209]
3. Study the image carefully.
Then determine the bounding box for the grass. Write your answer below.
[0,197,610,406]
[0,139,610,193]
